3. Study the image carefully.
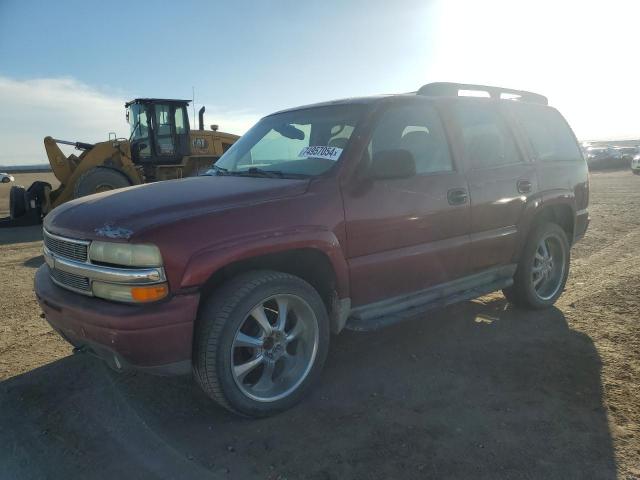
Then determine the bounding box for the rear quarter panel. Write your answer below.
[503,103,589,249]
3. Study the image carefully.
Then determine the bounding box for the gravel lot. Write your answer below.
[0,170,638,479]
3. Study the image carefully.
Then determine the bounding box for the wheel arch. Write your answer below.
[531,202,575,244]
[203,247,337,298]
[195,246,349,334]
[514,195,576,263]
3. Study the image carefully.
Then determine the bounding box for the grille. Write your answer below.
[50,268,91,292]
[44,231,88,262]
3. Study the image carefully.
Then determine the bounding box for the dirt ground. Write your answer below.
[0,170,638,479]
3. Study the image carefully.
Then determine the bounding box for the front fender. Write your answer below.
[179,226,350,298]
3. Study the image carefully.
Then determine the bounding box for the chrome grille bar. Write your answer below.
[50,268,92,295]
[43,229,89,263]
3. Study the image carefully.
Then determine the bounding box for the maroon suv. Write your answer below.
[35,82,589,416]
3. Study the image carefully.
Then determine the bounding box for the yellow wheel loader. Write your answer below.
[1,98,239,227]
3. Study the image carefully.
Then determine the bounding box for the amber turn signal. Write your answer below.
[130,284,169,303]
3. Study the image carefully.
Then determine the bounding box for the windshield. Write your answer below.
[127,103,150,141]
[215,105,365,177]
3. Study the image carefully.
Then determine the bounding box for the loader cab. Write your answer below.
[126,98,191,164]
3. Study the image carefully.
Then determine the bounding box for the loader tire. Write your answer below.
[9,186,27,219]
[73,167,132,199]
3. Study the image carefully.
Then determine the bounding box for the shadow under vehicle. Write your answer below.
[0,298,616,479]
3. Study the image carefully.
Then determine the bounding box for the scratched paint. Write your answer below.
[95,223,133,239]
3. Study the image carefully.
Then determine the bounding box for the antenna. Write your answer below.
[192,86,196,130]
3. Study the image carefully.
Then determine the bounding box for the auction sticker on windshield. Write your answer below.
[299,146,343,161]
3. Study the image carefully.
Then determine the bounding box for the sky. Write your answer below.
[0,0,639,165]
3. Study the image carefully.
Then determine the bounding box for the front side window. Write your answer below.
[128,104,149,141]
[453,101,521,169]
[510,104,582,162]
[127,103,151,158]
[369,102,453,174]
[216,105,364,177]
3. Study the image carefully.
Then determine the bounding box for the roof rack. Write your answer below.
[417,82,548,105]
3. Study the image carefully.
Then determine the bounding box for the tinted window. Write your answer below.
[511,104,582,162]
[453,102,521,169]
[370,102,452,174]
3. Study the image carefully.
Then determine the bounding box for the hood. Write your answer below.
[44,175,310,241]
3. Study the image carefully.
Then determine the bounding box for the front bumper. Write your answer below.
[35,265,199,375]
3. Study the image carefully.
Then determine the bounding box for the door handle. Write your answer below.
[517,179,532,194]
[447,188,468,205]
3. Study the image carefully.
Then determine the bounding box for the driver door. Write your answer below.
[153,104,190,163]
[343,101,472,306]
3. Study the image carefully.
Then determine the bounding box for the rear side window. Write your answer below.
[452,102,521,169]
[511,104,582,162]
[370,102,453,174]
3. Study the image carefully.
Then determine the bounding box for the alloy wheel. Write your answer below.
[531,234,566,301]
[230,294,319,402]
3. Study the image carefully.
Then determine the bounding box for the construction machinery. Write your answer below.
[1,98,239,227]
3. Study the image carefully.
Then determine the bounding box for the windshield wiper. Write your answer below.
[212,164,229,175]
[200,164,228,176]
[228,167,284,178]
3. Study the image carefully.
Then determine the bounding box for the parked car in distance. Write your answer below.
[1,172,15,183]
[35,82,589,417]
[615,146,639,162]
[585,146,619,169]
[632,153,640,174]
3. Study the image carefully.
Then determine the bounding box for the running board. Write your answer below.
[345,276,513,332]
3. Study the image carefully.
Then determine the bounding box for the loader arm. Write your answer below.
[43,136,143,208]
[44,136,74,184]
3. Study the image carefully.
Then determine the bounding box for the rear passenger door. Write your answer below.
[451,100,537,272]
[343,101,471,306]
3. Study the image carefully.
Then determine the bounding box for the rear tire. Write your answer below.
[503,222,570,309]
[73,167,132,198]
[193,270,330,417]
[9,186,27,218]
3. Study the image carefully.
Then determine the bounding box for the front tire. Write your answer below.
[73,167,132,198]
[503,222,570,309]
[193,270,330,417]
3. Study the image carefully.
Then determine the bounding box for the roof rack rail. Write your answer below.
[417,82,548,105]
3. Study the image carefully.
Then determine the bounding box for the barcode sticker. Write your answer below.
[298,146,343,161]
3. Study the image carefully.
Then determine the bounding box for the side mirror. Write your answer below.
[370,149,416,180]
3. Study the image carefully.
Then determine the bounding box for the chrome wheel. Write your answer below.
[531,234,566,301]
[230,294,319,402]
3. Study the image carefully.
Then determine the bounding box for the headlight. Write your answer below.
[92,281,169,303]
[89,241,163,267]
